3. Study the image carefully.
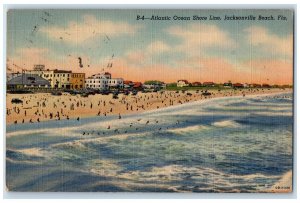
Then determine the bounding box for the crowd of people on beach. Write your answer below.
[7,88,290,125]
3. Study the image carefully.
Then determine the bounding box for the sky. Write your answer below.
[6,9,294,84]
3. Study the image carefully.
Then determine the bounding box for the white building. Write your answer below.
[243,83,250,88]
[177,80,189,87]
[85,72,124,90]
[25,65,72,89]
[108,78,124,88]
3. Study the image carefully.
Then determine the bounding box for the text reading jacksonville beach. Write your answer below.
[136,14,288,21]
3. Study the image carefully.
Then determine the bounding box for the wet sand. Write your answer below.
[6,88,292,125]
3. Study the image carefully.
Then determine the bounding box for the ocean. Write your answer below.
[6,92,293,192]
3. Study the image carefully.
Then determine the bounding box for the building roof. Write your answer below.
[53,69,72,73]
[178,80,189,84]
[124,80,133,85]
[233,83,243,87]
[7,74,50,86]
[133,82,142,88]
[203,82,214,85]
[192,82,201,85]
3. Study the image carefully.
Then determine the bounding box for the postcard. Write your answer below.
[6,8,293,193]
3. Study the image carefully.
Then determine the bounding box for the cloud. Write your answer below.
[244,26,293,59]
[123,41,171,66]
[146,41,171,54]
[40,15,142,43]
[166,23,236,53]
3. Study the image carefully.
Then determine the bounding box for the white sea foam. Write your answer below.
[89,159,123,177]
[115,164,281,192]
[212,120,241,128]
[167,125,209,134]
[13,147,45,157]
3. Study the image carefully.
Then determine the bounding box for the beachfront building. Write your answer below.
[243,83,250,88]
[25,65,74,89]
[233,83,244,88]
[7,74,50,89]
[70,73,85,89]
[85,72,124,90]
[133,82,143,90]
[262,84,271,88]
[109,78,124,89]
[25,65,55,85]
[203,82,215,87]
[143,80,166,90]
[223,82,232,88]
[250,84,262,88]
[7,72,22,81]
[177,80,189,87]
[191,82,202,87]
[124,80,134,89]
[52,70,72,89]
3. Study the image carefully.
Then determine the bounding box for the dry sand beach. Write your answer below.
[6,88,292,125]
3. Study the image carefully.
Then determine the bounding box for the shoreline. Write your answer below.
[6,88,292,125]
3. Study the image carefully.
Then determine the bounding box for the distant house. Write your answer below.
[192,82,202,86]
[177,80,189,87]
[7,74,50,89]
[133,82,143,88]
[262,84,271,88]
[223,82,232,88]
[250,83,262,88]
[144,81,166,90]
[203,82,215,87]
[143,84,155,89]
[233,83,244,88]
[124,80,134,88]
[133,82,143,89]
[243,83,249,88]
